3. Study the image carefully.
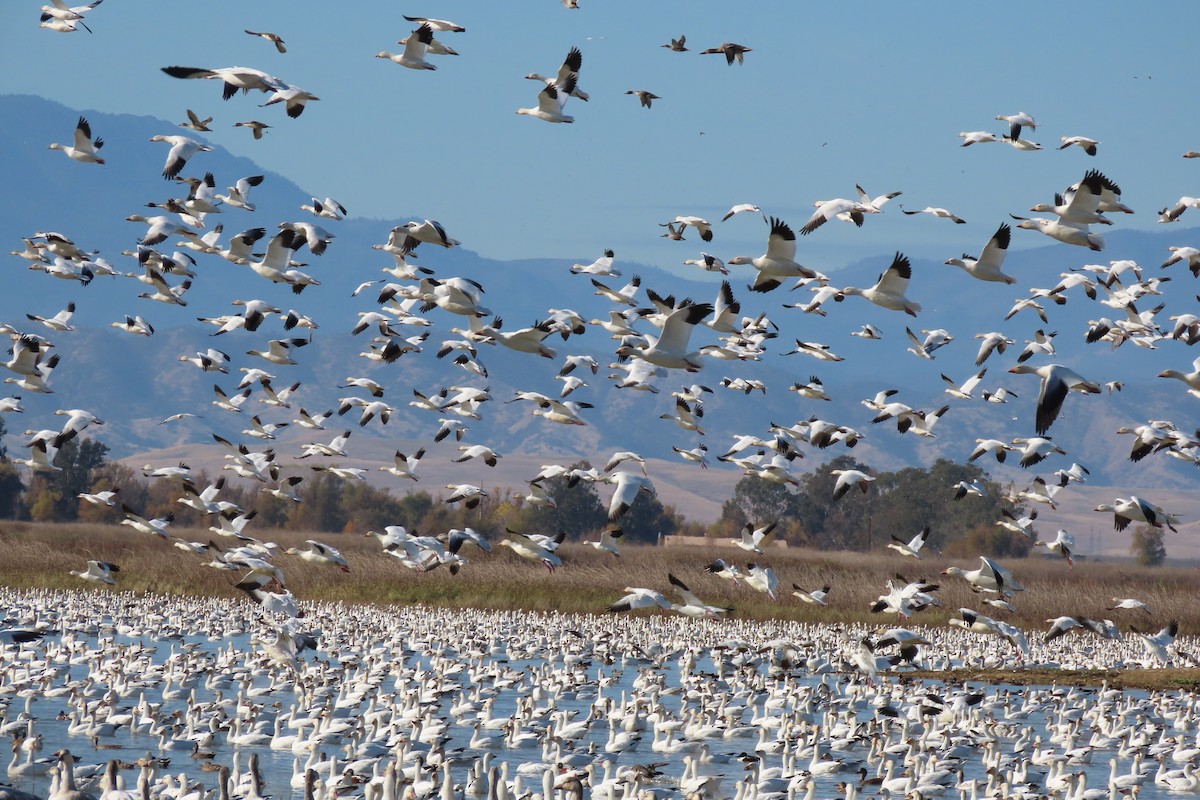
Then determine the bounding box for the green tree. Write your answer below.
[1131,524,1166,566]
[617,491,677,544]
[287,472,347,532]
[520,463,607,539]
[0,419,25,520]
[27,436,109,521]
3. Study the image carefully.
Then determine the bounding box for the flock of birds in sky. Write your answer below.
[11,0,1200,677]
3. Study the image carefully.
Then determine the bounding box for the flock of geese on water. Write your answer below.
[2,589,1200,800]
[13,3,1200,798]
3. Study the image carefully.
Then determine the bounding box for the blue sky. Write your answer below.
[3,2,1197,274]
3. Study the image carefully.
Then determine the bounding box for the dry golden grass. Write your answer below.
[2,521,1197,632]
[6,522,1200,688]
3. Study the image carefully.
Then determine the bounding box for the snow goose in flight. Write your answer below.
[527,47,588,101]
[722,203,763,222]
[733,521,776,553]
[499,530,562,571]
[995,111,1037,139]
[246,337,307,365]
[728,217,818,292]
[792,584,829,605]
[570,249,617,275]
[111,314,154,336]
[386,219,460,256]
[856,183,901,212]
[585,527,623,556]
[1094,496,1180,532]
[831,468,874,501]
[603,471,653,520]
[616,302,712,371]
[1011,436,1065,468]
[743,563,778,599]
[705,559,741,581]
[1131,621,1178,665]
[800,198,875,235]
[214,176,264,212]
[1007,363,1101,435]
[1035,529,1074,566]
[942,368,985,400]
[48,116,104,164]
[1108,597,1151,613]
[120,505,174,538]
[298,429,351,459]
[1158,196,1200,223]
[905,326,952,359]
[1030,169,1114,226]
[148,134,212,180]
[625,90,660,108]
[518,72,577,123]
[886,526,929,559]
[942,556,1024,595]
[959,131,1001,146]
[4,354,59,394]
[700,42,752,65]
[1012,215,1103,250]
[1058,135,1099,155]
[286,540,350,572]
[279,220,333,255]
[446,483,488,509]
[376,24,437,70]
[69,560,118,585]
[667,574,731,618]
[40,0,103,28]
[244,29,286,53]
[670,215,713,241]
[608,587,669,613]
[672,443,709,468]
[161,64,285,98]
[840,252,921,316]
[900,205,965,224]
[789,375,831,401]
[260,83,320,117]
[1002,134,1042,150]
[403,14,465,32]
[26,302,75,332]
[946,223,1014,284]
[300,197,346,220]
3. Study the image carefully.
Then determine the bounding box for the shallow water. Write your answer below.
[0,591,1186,800]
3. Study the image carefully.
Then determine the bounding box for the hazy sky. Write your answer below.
[4,2,1197,274]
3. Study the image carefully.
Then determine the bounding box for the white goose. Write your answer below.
[517,73,577,123]
[1007,363,1101,435]
[286,540,350,572]
[376,24,437,70]
[68,560,119,585]
[945,223,1014,284]
[840,252,921,316]
[148,134,213,180]
[48,117,104,164]
[726,217,818,292]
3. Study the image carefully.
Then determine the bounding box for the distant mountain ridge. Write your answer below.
[4,93,1200,528]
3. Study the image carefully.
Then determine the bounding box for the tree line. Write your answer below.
[0,416,1167,562]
